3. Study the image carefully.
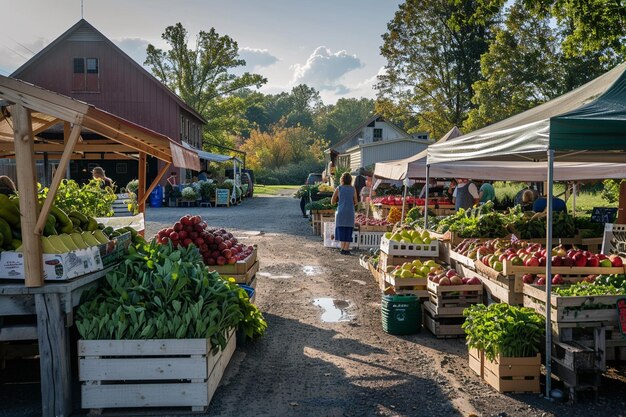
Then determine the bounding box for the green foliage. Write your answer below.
[313,98,375,145]
[305,197,336,211]
[554,281,624,297]
[198,180,216,200]
[463,303,544,360]
[181,186,198,201]
[602,179,622,204]
[39,179,117,218]
[255,160,325,185]
[126,179,139,195]
[76,240,267,344]
[295,184,319,199]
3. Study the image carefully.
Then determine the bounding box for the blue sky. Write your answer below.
[1,0,402,103]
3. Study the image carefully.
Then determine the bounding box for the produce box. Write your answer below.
[483,352,541,394]
[378,251,420,273]
[522,283,622,326]
[97,231,132,267]
[422,306,466,338]
[468,347,483,377]
[382,273,428,297]
[358,231,385,249]
[358,224,391,232]
[222,260,259,285]
[210,246,257,275]
[449,249,476,271]
[426,280,483,317]
[0,246,102,281]
[380,236,439,258]
[368,261,382,285]
[502,259,625,278]
[79,330,236,412]
[470,262,523,305]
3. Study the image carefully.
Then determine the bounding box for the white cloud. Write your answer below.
[114,38,150,67]
[291,46,362,93]
[239,47,278,70]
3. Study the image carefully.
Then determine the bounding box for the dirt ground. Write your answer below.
[3,191,626,416]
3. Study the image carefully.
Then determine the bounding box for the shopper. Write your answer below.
[354,168,367,202]
[452,178,479,210]
[92,167,113,188]
[0,176,16,196]
[331,172,358,255]
[532,195,567,212]
[521,189,536,211]
[479,181,496,204]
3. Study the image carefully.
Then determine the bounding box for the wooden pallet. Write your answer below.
[422,306,465,338]
[483,353,541,394]
[551,341,602,402]
[79,331,236,413]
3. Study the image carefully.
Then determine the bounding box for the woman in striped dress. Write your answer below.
[331,172,358,255]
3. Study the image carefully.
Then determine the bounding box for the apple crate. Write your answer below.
[483,352,541,394]
[322,221,359,248]
[468,347,484,377]
[471,262,523,306]
[377,251,422,273]
[380,236,439,258]
[449,249,476,272]
[79,330,236,413]
[210,246,257,276]
[358,224,391,233]
[382,273,429,298]
[426,280,483,317]
[422,305,466,338]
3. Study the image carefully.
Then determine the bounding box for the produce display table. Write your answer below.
[0,267,113,417]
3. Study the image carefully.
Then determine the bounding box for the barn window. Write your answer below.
[373,128,383,142]
[86,58,99,74]
[73,58,85,74]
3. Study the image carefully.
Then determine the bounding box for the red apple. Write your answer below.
[551,256,563,267]
[446,269,457,278]
[525,257,540,267]
[586,257,600,267]
[610,255,624,267]
[537,277,546,285]
[573,253,587,267]
[183,238,192,247]
[552,274,564,285]
[522,274,534,284]
[216,256,226,266]
[178,230,188,240]
[169,231,179,241]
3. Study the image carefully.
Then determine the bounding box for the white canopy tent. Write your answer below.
[425,61,626,398]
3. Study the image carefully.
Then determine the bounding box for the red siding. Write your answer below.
[16,39,181,141]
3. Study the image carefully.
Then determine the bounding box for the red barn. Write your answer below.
[10,19,206,187]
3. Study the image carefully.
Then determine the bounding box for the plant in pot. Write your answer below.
[463,303,544,393]
[199,180,216,203]
[181,186,199,202]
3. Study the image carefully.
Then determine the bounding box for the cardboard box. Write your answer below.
[0,246,102,281]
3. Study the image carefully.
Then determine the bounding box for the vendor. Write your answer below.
[419,178,445,198]
[452,178,479,210]
[354,168,367,202]
[360,176,374,207]
[478,181,495,204]
[533,195,567,212]
[198,170,208,181]
[521,189,536,211]
[92,167,113,188]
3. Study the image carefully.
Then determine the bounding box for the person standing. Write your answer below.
[452,178,479,210]
[478,181,496,204]
[0,176,16,196]
[92,167,113,188]
[353,168,367,202]
[331,172,358,255]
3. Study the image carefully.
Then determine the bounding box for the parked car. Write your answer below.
[305,173,323,185]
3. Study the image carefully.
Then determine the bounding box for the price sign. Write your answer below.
[618,298,626,336]
[215,189,230,206]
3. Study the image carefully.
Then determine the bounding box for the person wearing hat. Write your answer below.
[92,166,113,188]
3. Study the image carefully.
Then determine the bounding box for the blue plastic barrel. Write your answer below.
[149,184,163,207]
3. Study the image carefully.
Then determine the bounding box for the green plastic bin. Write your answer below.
[381,294,421,335]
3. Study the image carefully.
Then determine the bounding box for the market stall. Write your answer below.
[426,61,626,398]
[0,75,201,417]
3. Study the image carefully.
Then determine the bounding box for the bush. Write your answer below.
[602,179,622,204]
[126,179,139,195]
[255,160,324,185]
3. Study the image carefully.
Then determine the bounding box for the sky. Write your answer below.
[1,0,402,104]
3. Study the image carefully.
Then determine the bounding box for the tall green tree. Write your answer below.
[316,98,375,145]
[144,23,266,146]
[377,0,503,139]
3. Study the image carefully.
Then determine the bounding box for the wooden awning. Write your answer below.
[0,75,200,170]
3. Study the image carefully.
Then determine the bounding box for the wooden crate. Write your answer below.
[79,330,236,412]
[378,251,422,273]
[380,236,439,258]
[502,259,625,281]
[468,347,483,378]
[383,273,428,291]
[422,306,465,338]
[426,280,483,317]
[210,246,257,276]
[368,262,382,285]
[449,249,476,272]
[483,353,541,394]
[358,224,391,232]
[221,260,259,284]
[471,262,522,305]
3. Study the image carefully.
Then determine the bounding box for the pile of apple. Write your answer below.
[355,213,390,227]
[522,273,567,285]
[428,269,481,286]
[389,259,441,278]
[495,244,623,269]
[155,215,254,266]
[384,229,433,245]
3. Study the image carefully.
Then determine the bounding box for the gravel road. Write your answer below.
[2,191,626,417]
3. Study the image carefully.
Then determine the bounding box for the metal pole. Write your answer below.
[545,149,554,398]
[572,182,577,217]
[400,178,408,226]
[424,164,430,229]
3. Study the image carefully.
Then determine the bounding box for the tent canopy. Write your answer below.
[0,76,200,170]
[427,62,626,164]
[182,141,242,164]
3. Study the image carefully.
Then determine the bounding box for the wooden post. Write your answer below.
[138,152,147,213]
[138,162,170,207]
[36,293,72,417]
[63,122,71,179]
[10,104,43,288]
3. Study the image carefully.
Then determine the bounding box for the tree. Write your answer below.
[315,98,375,144]
[377,0,502,139]
[145,23,266,145]
[464,2,564,131]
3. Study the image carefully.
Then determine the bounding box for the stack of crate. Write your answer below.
[422,279,482,338]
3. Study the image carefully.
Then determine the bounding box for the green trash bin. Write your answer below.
[381,294,421,335]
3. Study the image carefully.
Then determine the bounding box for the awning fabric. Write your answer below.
[0,75,201,170]
[181,142,242,164]
[427,62,626,164]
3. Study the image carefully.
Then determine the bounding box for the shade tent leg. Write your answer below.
[424,164,430,229]
[400,179,408,226]
[138,152,147,214]
[138,162,171,207]
[545,149,554,398]
[572,182,577,217]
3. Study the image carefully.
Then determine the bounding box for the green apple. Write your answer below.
[493,261,503,272]
[400,269,413,278]
[412,237,423,245]
[390,233,402,242]
[384,232,392,239]
[420,266,431,275]
[423,237,431,244]
[411,259,422,267]
[599,259,613,268]
[423,260,436,268]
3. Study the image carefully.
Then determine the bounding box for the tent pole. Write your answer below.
[231,159,237,205]
[572,182,577,217]
[424,164,430,229]
[400,179,408,226]
[545,149,554,399]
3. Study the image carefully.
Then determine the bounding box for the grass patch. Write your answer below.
[254,184,301,196]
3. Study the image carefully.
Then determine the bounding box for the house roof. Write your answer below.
[11,19,207,126]
[0,75,201,170]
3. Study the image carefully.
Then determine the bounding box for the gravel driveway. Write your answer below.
[2,191,626,417]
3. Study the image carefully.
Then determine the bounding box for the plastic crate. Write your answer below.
[323,221,359,248]
[380,236,439,257]
[359,231,385,249]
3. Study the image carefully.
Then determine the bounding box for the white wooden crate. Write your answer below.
[79,330,236,412]
[323,221,359,248]
[380,236,439,257]
[359,231,385,249]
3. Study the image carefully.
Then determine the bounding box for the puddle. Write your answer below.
[302,265,323,276]
[312,298,355,323]
[238,231,264,236]
[257,271,293,279]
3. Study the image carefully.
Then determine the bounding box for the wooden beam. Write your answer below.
[0,153,138,161]
[35,123,82,235]
[32,118,60,135]
[138,153,147,213]
[0,143,136,153]
[10,104,43,288]
[139,162,170,207]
